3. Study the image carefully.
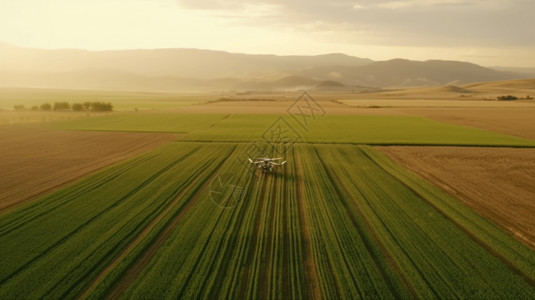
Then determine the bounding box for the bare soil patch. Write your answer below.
[0,127,176,213]
[379,146,535,249]
[400,107,535,140]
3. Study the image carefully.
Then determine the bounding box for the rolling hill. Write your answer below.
[0,43,530,91]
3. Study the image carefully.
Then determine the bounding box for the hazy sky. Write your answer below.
[1,0,534,67]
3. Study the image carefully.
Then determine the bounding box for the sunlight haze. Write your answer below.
[1,0,534,67]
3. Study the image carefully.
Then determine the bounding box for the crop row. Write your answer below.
[313,144,535,298]
[360,145,535,281]
[117,143,534,298]
[0,142,236,299]
[1,142,534,298]
[114,144,308,299]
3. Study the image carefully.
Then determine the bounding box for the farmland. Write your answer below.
[400,107,535,140]
[1,86,535,298]
[49,112,535,147]
[0,127,176,212]
[380,146,535,249]
[0,140,534,298]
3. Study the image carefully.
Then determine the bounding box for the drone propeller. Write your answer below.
[249,158,263,164]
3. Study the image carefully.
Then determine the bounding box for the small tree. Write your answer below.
[91,102,113,112]
[40,103,52,111]
[72,103,84,111]
[53,102,71,111]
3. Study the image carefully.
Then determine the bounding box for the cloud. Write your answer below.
[378,0,467,9]
[176,0,535,47]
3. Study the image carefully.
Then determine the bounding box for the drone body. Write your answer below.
[248,157,286,174]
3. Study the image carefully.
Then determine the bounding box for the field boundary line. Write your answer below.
[175,140,535,148]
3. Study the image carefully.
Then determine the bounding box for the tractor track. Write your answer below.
[281,166,291,299]
[236,173,269,299]
[293,150,321,299]
[260,174,278,300]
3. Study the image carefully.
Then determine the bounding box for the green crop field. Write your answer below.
[51,113,535,147]
[1,141,534,298]
[2,107,535,299]
[48,113,231,133]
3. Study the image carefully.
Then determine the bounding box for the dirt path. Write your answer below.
[0,126,177,213]
[379,146,535,249]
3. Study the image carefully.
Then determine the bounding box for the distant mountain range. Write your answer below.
[0,43,531,92]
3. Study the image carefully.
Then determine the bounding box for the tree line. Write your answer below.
[496,95,532,101]
[13,102,113,112]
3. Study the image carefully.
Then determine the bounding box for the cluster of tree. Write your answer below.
[497,95,533,101]
[497,95,518,101]
[13,102,113,112]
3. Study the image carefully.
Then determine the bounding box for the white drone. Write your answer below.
[248,157,286,174]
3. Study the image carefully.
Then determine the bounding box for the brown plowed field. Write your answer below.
[0,127,176,213]
[379,146,535,249]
